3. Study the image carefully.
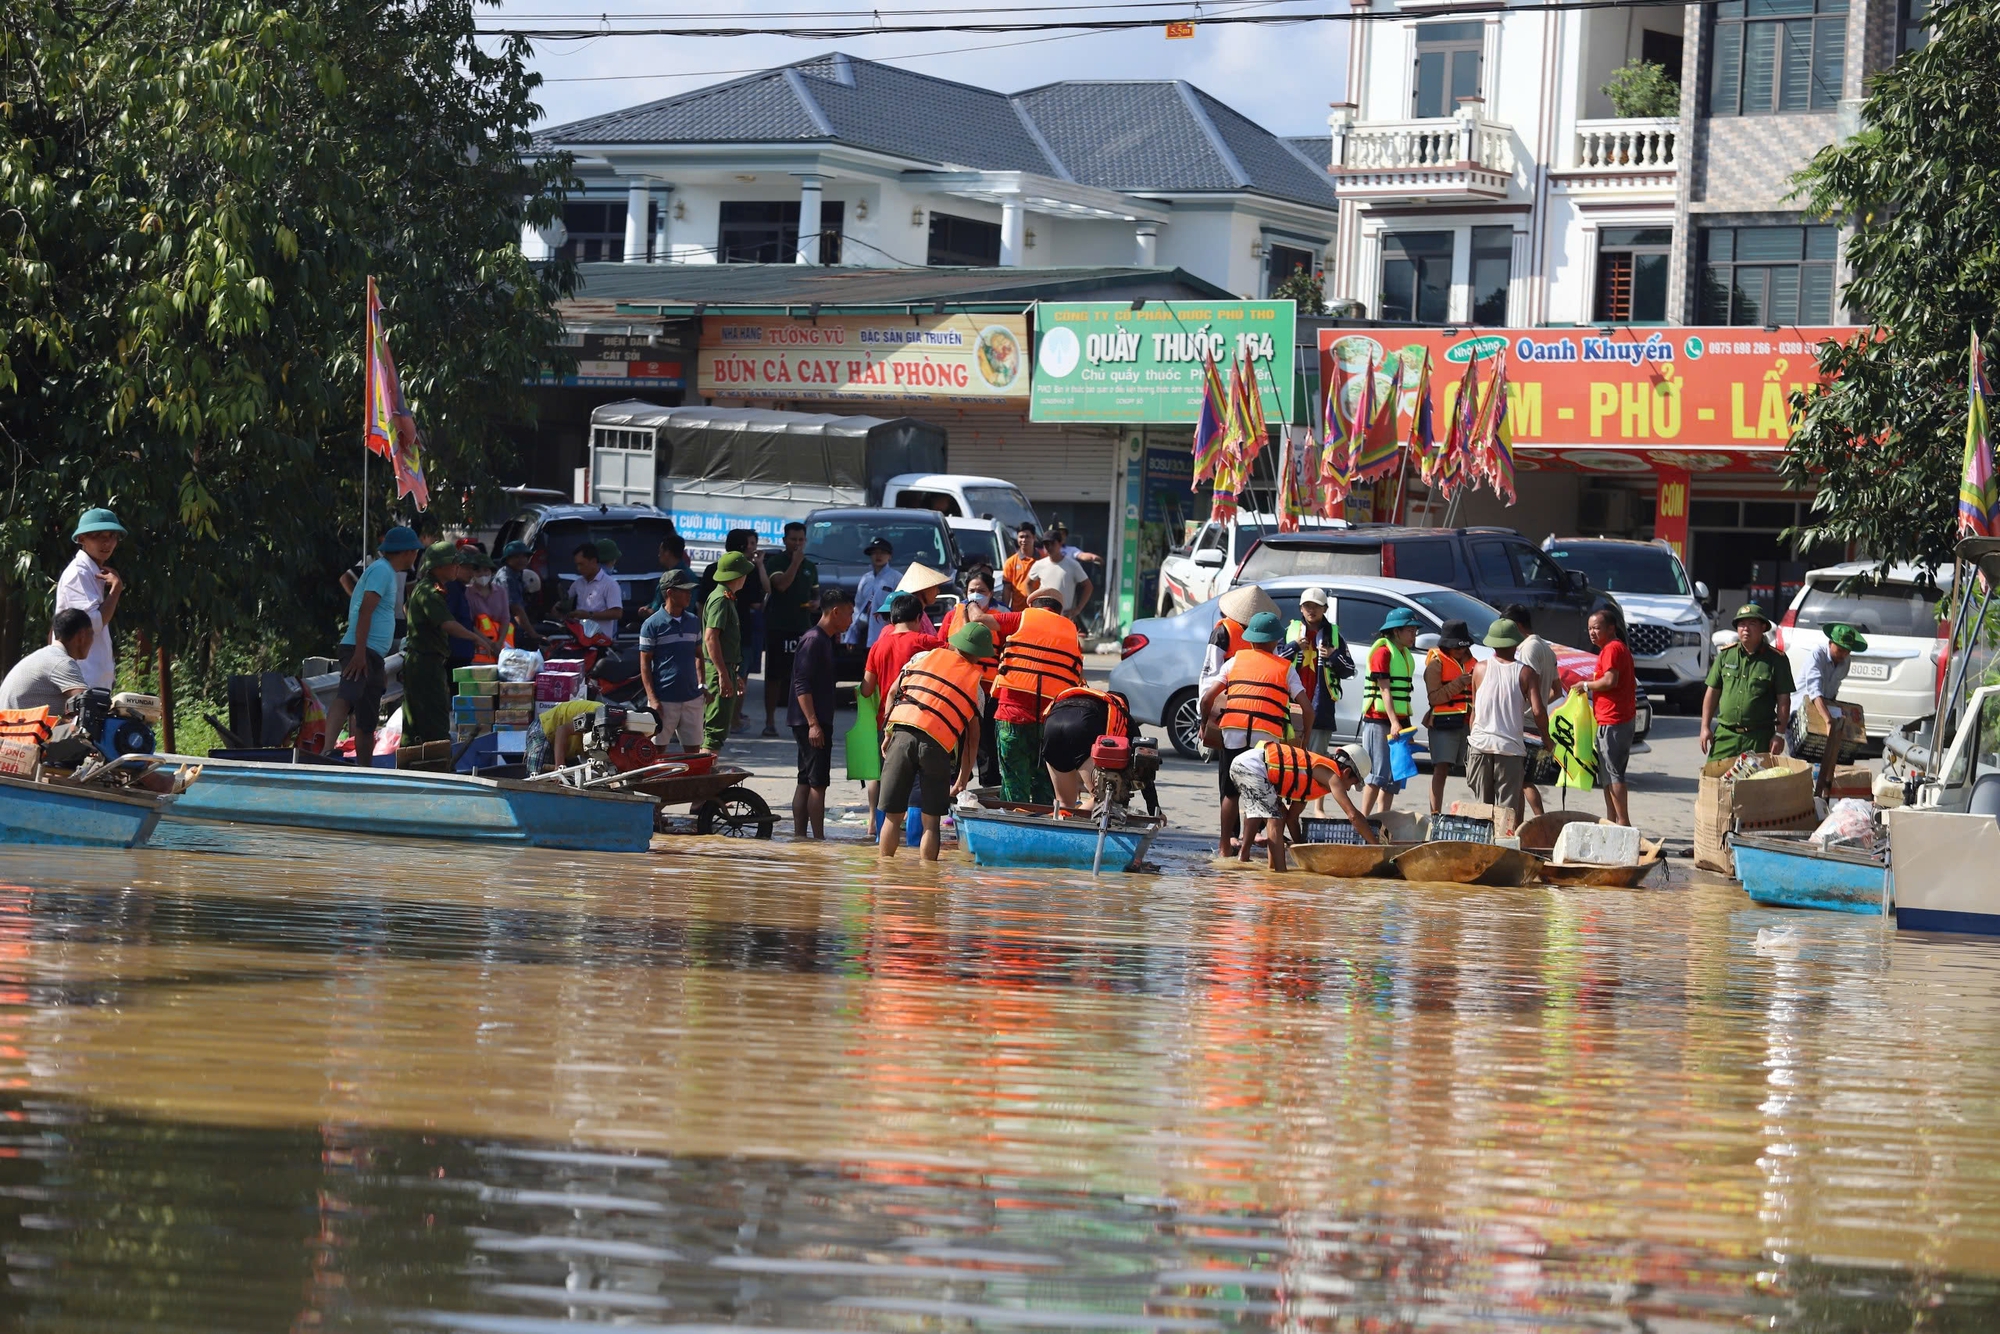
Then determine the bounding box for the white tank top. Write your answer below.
[1469,658,1529,756]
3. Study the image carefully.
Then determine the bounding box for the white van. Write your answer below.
[881,473,1040,532]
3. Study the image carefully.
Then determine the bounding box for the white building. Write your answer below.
[529,52,1341,299]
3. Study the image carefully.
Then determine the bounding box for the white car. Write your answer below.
[1775,561,1951,738]
[1544,537,1712,711]
[1156,512,1345,616]
[948,516,1009,575]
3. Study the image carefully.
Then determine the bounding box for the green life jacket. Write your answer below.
[1361,636,1413,719]
[1286,619,1345,700]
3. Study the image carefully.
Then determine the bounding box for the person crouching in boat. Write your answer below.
[1201,610,1314,857]
[1229,743,1373,872]
[878,622,995,861]
[1038,686,1159,816]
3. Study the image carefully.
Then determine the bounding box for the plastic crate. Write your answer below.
[1299,816,1383,846]
[1429,813,1495,843]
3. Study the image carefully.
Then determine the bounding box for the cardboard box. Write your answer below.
[452,664,499,684]
[1695,754,1817,875]
[1795,698,1867,763]
[0,738,38,778]
[1828,764,1874,800]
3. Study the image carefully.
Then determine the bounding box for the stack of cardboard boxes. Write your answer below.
[451,665,498,742]
[1695,754,1818,875]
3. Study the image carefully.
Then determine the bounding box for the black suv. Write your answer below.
[803,506,967,676]
[490,502,680,638]
[1235,526,1607,648]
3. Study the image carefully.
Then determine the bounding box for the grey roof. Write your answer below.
[556,263,1236,314]
[539,54,1337,211]
[1285,136,1334,170]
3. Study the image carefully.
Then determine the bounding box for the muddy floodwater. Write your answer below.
[0,834,1995,1331]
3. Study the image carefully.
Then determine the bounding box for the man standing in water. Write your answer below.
[1465,618,1551,828]
[877,622,993,861]
[788,587,852,840]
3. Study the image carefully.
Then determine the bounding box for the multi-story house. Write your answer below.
[1311,0,1917,605]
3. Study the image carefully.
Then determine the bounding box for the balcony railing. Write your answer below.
[1325,104,1516,202]
[1571,117,1677,170]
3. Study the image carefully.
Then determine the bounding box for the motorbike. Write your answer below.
[537,619,646,706]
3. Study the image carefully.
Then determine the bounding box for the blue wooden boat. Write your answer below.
[0,774,169,849]
[956,808,1163,873]
[150,755,656,853]
[1734,833,1890,915]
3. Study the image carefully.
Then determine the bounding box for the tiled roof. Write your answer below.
[1284,136,1334,171]
[539,54,1336,210]
[555,263,1237,313]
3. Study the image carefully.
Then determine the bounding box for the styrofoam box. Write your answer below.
[1552,822,1641,867]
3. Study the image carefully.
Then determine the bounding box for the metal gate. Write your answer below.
[589,425,657,507]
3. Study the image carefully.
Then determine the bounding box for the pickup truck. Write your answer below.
[1157,511,1344,616]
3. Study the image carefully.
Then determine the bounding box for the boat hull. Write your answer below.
[0,776,166,849]
[1888,808,2000,934]
[1393,841,1511,885]
[956,811,1159,872]
[1735,834,1889,914]
[158,757,655,853]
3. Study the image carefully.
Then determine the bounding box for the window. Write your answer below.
[1708,0,1847,116]
[927,212,1002,266]
[1470,226,1513,326]
[1406,590,1500,640]
[1899,0,1930,52]
[1265,243,1316,297]
[718,201,844,264]
[1413,21,1484,118]
[1473,539,1563,589]
[1333,598,1394,647]
[1392,538,1458,585]
[1379,232,1452,324]
[1794,578,1942,637]
[1594,227,1674,323]
[1641,27,1686,83]
[560,201,629,263]
[1698,225,1837,324]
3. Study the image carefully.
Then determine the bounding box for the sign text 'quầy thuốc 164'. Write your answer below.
[1030,301,1296,425]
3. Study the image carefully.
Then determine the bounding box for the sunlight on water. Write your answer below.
[0,836,1994,1330]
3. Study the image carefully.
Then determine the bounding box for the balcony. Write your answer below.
[1326,102,1515,204]
[1553,117,1678,195]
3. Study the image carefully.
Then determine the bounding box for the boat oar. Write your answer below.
[1092,799,1111,875]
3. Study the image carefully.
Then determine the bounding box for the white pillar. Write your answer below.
[796,174,823,265]
[1135,223,1159,267]
[654,187,671,262]
[623,179,650,263]
[1000,197,1025,267]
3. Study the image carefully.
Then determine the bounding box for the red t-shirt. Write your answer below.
[1593,640,1637,725]
[868,629,941,701]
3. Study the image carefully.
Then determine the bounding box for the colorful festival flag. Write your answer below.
[1190,351,1229,486]
[1484,351,1516,504]
[1962,330,1998,538]
[1353,359,1406,481]
[365,277,428,510]
[1405,351,1436,479]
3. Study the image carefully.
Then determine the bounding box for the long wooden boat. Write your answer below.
[1735,833,1888,914]
[0,774,169,849]
[147,754,656,853]
[955,807,1164,873]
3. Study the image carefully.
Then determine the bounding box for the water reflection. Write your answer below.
[0,841,1989,1330]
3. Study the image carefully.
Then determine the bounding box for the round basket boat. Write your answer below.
[1292,843,1398,878]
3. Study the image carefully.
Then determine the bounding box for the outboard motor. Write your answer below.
[43,690,157,769]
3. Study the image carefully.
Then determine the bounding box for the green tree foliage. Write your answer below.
[1601,59,1680,118]
[1781,0,2000,571]
[0,0,572,679]
[1273,265,1325,316]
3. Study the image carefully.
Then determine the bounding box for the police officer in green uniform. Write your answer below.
[1700,602,1794,763]
[403,542,496,745]
[701,550,753,752]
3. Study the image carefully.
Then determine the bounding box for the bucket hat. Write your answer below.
[500,539,531,559]
[1732,602,1773,629]
[1242,611,1284,644]
[73,508,126,541]
[897,562,951,595]
[1380,607,1424,634]
[1437,619,1474,650]
[378,525,422,554]
[948,622,995,659]
[1482,617,1524,649]
[713,551,755,582]
[1828,623,1870,653]
[1217,584,1279,625]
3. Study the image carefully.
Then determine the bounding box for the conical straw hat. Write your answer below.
[1217,584,1278,624]
[897,562,951,594]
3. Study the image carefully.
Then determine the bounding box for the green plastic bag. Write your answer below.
[1551,688,1597,791]
[845,690,882,781]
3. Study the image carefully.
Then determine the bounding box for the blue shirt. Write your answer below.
[638,606,703,703]
[341,558,398,656]
[495,565,528,611]
[445,581,475,664]
[849,565,902,647]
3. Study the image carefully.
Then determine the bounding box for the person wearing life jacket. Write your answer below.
[878,621,995,861]
[1359,606,1423,818]
[1038,686,1157,815]
[462,551,515,665]
[1284,587,1353,813]
[944,568,1016,788]
[990,587,1085,805]
[1420,618,1476,817]
[1200,610,1314,858]
[1229,742,1373,871]
[1196,583,1280,716]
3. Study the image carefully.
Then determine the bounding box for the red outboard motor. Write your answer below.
[1090,734,1131,771]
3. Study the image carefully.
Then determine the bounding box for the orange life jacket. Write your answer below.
[472,612,515,665]
[1219,617,1250,657]
[992,607,1083,711]
[943,604,1004,687]
[1264,741,1332,802]
[1218,647,1293,740]
[887,647,984,750]
[0,706,54,743]
[1048,685,1131,740]
[1426,647,1471,718]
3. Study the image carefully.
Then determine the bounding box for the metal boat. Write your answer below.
[1734,833,1890,915]
[955,807,1164,873]
[146,754,657,853]
[0,774,169,849]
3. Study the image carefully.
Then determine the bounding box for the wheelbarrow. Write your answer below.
[552,750,772,838]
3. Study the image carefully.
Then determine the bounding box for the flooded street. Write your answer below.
[0,837,1995,1330]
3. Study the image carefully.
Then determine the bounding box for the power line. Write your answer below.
[500,0,1289,19]
[532,27,1112,81]
[480,0,1708,38]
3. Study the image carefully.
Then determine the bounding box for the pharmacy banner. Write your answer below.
[1318,326,1865,453]
[1031,300,1296,424]
[699,314,1028,402]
